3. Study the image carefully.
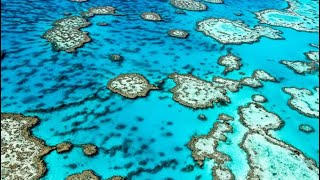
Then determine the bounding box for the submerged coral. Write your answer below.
[283,87,319,118]
[197,18,283,44]
[238,103,319,179]
[299,124,315,134]
[255,0,319,32]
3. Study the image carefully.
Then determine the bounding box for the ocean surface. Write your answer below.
[1,0,319,179]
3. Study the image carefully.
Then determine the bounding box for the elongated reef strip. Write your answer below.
[66,170,101,180]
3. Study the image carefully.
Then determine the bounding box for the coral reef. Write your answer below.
[238,103,283,131]
[212,77,242,92]
[109,54,124,62]
[43,16,91,52]
[299,124,315,134]
[82,144,98,156]
[238,103,319,179]
[170,0,207,11]
[169,73,230,109]
[240,77,263,88]
[107,73,158,99]
[188,114,235,178]
[283,87,319,118]
[252,70,277,82]
[218,53,242,75]
[167,29,189,38]
[56,142,73,153]
[255,0,319,32]
[107,176,126,180]
[197,18,283,44]
[252,94,267,103]
[66,170,100,180]
[141,12,162,21]
[281,60,318,74]
[1,113,53,179]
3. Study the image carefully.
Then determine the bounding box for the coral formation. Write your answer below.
[238,103,319,179]
[218,53,242,75]
[299,124,315,134]
[167,29,189,38]
[212,77,242,92]
[188,114,235,178]
[170,0,207,11]
[56,142,73,153]
[66,170,100,180]
[82,144,98,156]
[255,0,319,32]
[141,12,162,21]
[283,87,319,118]
[197,18,283,44]
[252,94,267,103]
[43,16,91,52]
[109,54,124,62]
[107,73,158,99]
[1,113,53,179]
[169,73,230,109]
[238,103,283,131]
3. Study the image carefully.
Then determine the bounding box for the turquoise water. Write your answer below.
[1,0,319,179]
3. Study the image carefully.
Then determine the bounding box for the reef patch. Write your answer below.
[283,87,319,118]
[170,0,207,11]
[218,53,242,75]
[188,114,235,178]
[43,16,91,52]
[252,94,267,103]
[255,0,319,32]
[56,142,73,153]
[281,60,318,74]
[141,12,162,21]
[238,103,283,131]
[169,73,230,109]
[197,18,283,44]
[238,103,319,179]
[212,77,242,92]
[66,170,100,180]
[82,143,98,156]
[107,73,159,99]
[1,113,53,179]
[167,29,189,38]
[299,124,315,134]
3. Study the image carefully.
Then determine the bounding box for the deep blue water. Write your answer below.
[1,0,319,179]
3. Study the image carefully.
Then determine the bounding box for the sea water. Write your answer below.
[1,0,319,179]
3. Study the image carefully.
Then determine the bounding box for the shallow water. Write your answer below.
[1,0,319,179]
